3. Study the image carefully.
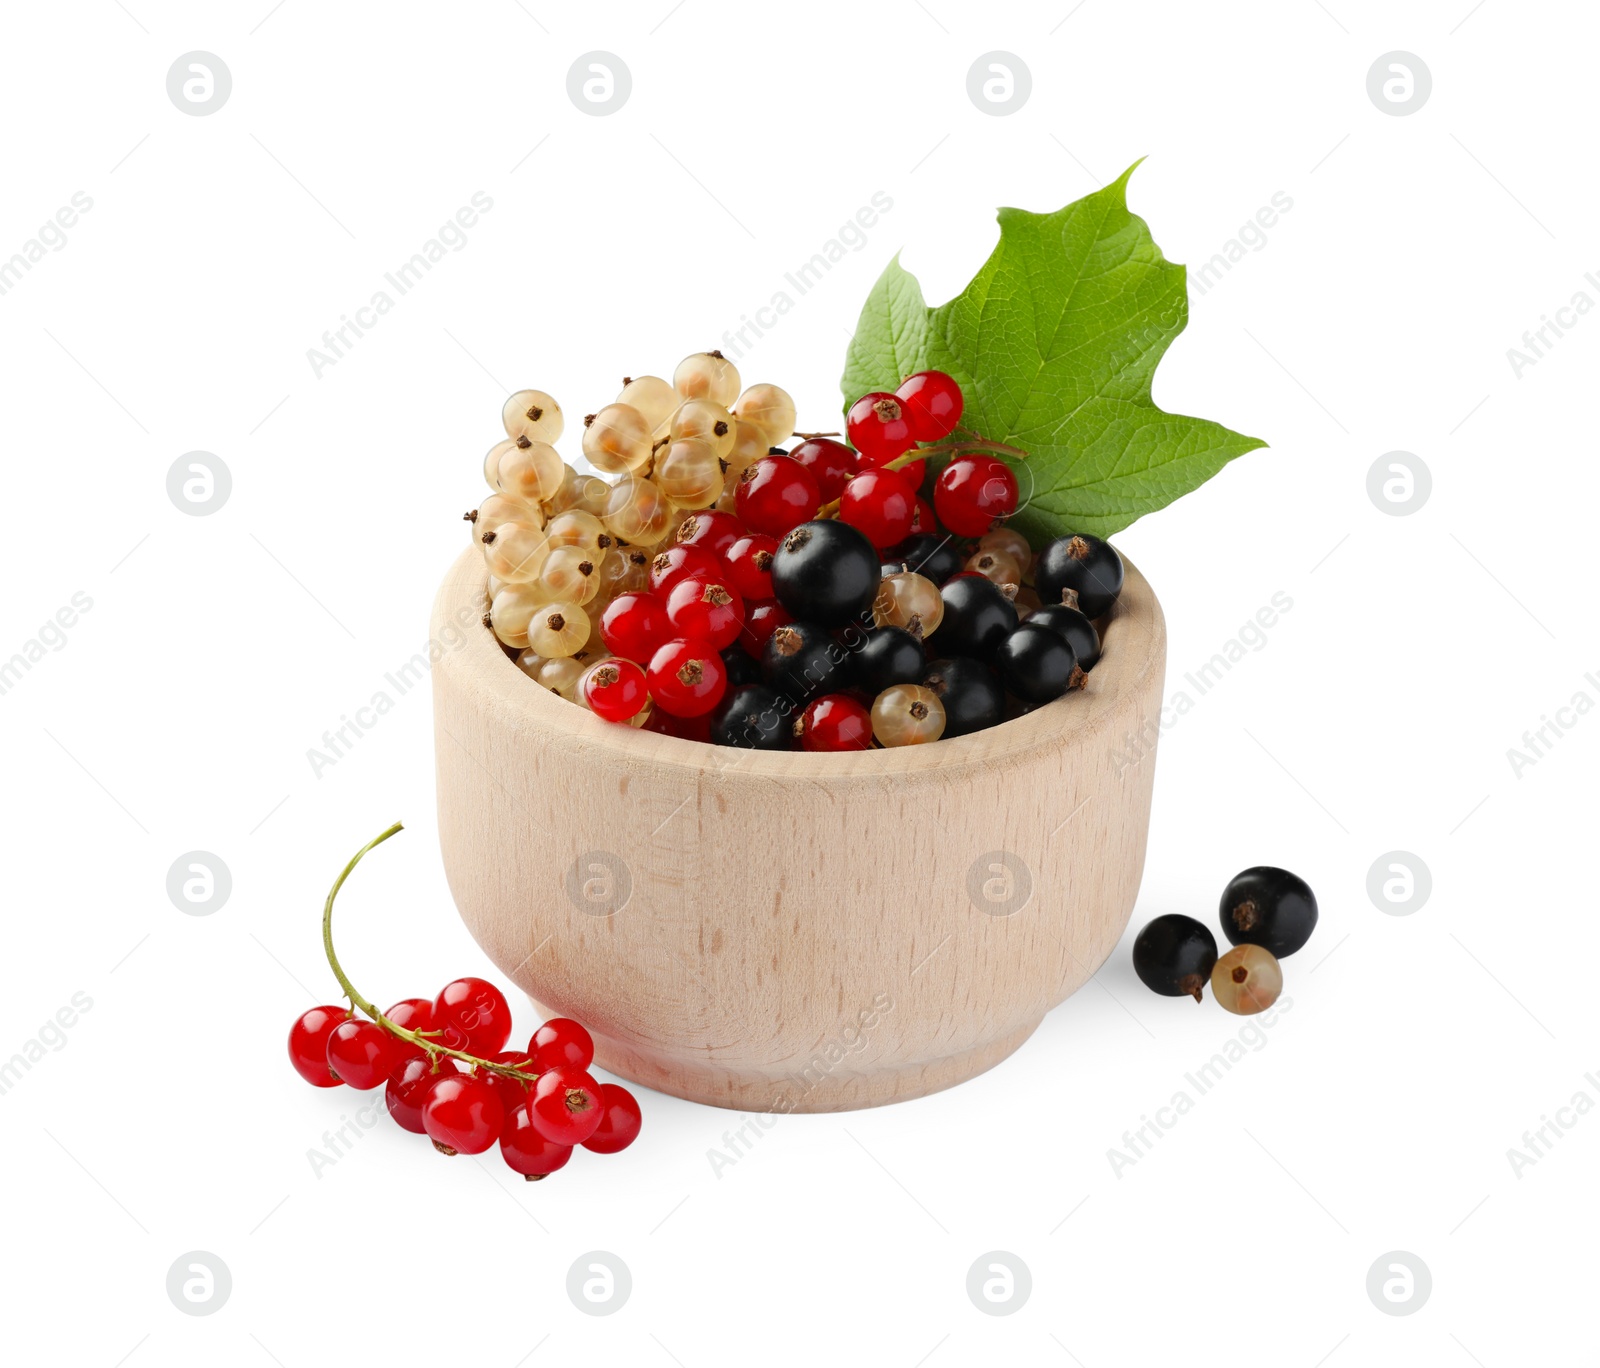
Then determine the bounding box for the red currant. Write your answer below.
[433,977,512,1055]
[581,1083,643,1154]
[896,457,927,490]
[385,1054,455,1134]
[722,533,777,600]
[480,1051,540,1113]
[846,392,915,464]
[649,543,724,594]
[325,1018,397,1090]
[790,438,856,502]
[934,455,1019,536]
[735,455,819,537]
[582,658,649,722]
[529,1067,605,1146]
[895,370,964,441]
[839,468,916,547]
[646,638,728,717]
[600,591,672,665]
[675,509,744,559]
[500,1105,574,1179]
[422,1073,505,1155]
[795,694,873,751]
[384,998,434,1036]
[288,1004,351,1088]
[529,1017,595,1072]
[738,598,793,658]
[665,574,745,651]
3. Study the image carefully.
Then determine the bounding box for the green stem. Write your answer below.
[321,822,539,1083]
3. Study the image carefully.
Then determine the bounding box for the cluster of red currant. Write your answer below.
[287,826,639,1179]
[1131,867,1319,1015]
[470,358,1126,748]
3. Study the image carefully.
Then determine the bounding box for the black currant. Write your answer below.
[1035,533,1124,618]
[855,626,926,696]
[771,520,880,628]
[887,533,964,585]
[1025,604,1101,670]
[762,620,852,705]
[710,685,790,750]
[1132,914,1218,1002]
[720,644,763,690]
[922,657,1004,737]
[994,624,1085,705]
[1219,866,1318,958]
[929,575,1017,658]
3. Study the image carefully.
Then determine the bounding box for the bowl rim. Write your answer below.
[432,544,1165,781]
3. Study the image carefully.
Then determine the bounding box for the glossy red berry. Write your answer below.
[386,1054,455,1134]
[738,599,794,658]
[384,998,434,1036]
[735,455,820,537]
[895,370,964,441]
[581,1083,643,1155]
[480,1051,540,1113]
[433,977,512,1055]
[647,637,728,717]
[790,438,856,502]
[722,533,778,600]
[325,1018,398,1090]
[529,1067,605,1146]
[582,658,649,722]
[665,574,745,651]
[895,457,927,491]
[795,693,873,751]
[500,1105,574,1179]
[600,591,673,665]
[839,468,916,547]
[846,392,915,463]
[675,509,744,559]
[288,1005,350,1088]
[934,455,1018,537]
[649,543,724,595]
[422,1072,506,1155]
[529,1018,595,1072]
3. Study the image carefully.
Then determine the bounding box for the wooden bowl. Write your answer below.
[431,546,1166,1112]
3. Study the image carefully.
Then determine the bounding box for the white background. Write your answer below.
[1,1,1594,1363]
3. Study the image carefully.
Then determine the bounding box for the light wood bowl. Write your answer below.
[431,546,1165,1112]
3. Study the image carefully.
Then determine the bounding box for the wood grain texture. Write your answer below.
[431,545,1166,1112]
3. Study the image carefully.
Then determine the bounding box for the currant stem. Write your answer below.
[321,822,538,1082]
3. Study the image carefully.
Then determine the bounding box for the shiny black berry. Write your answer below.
[1219,866,1318,958]
[1035,533,1123,618]
[1132,914,1218,1002]
[1025,604,1101,670]
[887,533,964,585]
[762,620,850,704]
[930,575,1016,658]
[922,657,1003,737]
[994,624,1085,704]
[855,626,926,696]
[720,644,763,689]
[771,520,880,628]
[710,685,790,749]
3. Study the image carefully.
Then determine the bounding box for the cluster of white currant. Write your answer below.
[469,352,795,705]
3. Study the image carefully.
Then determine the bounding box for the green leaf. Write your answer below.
[840,163,1266,541]
[839,252,930,409]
